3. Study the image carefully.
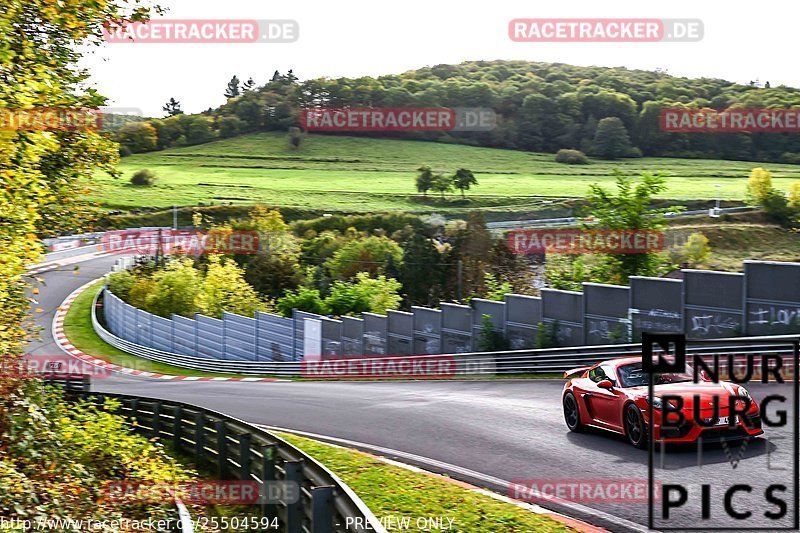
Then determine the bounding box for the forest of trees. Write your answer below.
[117,61,800,163]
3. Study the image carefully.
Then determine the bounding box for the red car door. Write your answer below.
[585,364,625,430]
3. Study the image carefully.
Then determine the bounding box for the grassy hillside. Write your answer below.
[96,132,800,214]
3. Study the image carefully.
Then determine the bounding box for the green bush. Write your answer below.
[130,169,157,187]
[554,149,589,165]
[144,257,202,318]
[762,188,795,227]
[477,314,509,351]
[536,321,559,348]
[218,115,243,138]
[106,270,135,301]
[277,286,329,316]
[683,232,712,265]
[195,255,268,318]
[326,273,402,316]
[291,213,427,237]
[325,236,404,280]
[1,383,193,522]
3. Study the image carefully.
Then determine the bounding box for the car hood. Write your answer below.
[629,381,744,407]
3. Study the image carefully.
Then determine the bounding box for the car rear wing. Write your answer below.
[563,366,590,379]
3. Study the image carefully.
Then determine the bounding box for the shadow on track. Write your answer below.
[566,429,774,468]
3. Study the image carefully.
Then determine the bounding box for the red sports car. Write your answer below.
[562,357,764,448]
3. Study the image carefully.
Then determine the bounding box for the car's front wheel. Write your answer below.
[624,404,648,449]
[563,392,583,432]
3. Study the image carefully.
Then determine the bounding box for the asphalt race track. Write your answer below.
[26,255,800,533]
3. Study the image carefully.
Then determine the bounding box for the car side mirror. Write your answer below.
[597,379,614,390]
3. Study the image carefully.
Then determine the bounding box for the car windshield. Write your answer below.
[617,362,694,387]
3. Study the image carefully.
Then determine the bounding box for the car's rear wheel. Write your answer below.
[624,404,648,449]
[563,392,583,432]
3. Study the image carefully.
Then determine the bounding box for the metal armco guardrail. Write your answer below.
[81,392,386,533]
[486,206,755,231]
[90,283,799,377]
[42,373,92,393]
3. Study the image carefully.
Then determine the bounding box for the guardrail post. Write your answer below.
[152,401,161,438]
[239,433,252,480]
[215,420,228,479]
[285,460,303,533]
[311,486,334,533]
[173,406,183,448]
[260,444,277,519]
[261,444,278,519]
[130,398,139,426]
[92,393,104,410]
[194,412,205,460]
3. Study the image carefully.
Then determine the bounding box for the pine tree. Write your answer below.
[162,97,183,116]
[225,75,241,99]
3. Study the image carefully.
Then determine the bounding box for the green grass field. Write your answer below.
[277,432,573,532]
[96,133,800,214]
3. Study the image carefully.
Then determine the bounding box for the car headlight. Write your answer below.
[647,397,677,410]
[647,397,663,409]
[736,387,754,410]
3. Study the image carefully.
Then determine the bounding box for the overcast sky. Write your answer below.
[84,0,797,117]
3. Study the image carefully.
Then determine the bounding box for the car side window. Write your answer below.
[589,366,607,383]
[600,364,617,385]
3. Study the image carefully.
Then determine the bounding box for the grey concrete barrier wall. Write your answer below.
[387,310,414,356]
[684,270,744,339]
[505,294,541,350]
[744,261,800,335]
[322,317,343,357]
[363,313,388,356]
[341,316,364,356]
[630,277,683,340]
[541,289,584,346]
[583,283,630,345]
[150,315,173,353]
[412,307,442,355]
[102,259,800,362]
[196,315,224,359]
[136,308,152,348]
[223,312,257,361]
[472,299,506,350]
[172,315,197,357]
[441,303,473,353]
[293,310,343,359]
[256,311,294,362]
